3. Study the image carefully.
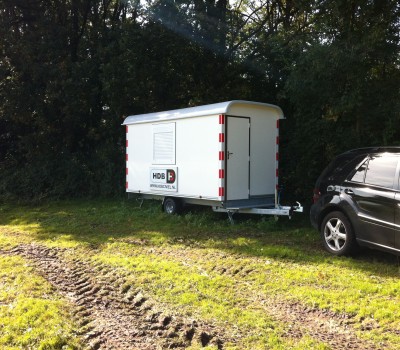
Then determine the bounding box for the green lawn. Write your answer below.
[0,199,399,349]
[0,254,81,349]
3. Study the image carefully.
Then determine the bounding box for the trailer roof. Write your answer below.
[123,100,283,125]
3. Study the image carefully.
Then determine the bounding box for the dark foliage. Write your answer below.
[0,0,399,201]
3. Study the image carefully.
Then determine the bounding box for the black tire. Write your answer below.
[321,211,356,256]
[163,197,181,215]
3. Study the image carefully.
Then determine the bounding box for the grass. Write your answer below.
[0,198,399,349]
[0,255,81,349]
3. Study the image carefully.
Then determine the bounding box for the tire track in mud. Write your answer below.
[1,244,388,349]
[148,246,384,350]
[213,262,381,350]
[0,244,224,350]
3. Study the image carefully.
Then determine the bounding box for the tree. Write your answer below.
[0,0,399,201]
[283,0,400,199]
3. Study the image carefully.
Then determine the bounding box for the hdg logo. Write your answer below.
[151,169,176,184]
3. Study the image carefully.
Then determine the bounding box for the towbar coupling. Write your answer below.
[291,202,303,213]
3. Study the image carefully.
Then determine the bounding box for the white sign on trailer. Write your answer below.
[149,168,178,192]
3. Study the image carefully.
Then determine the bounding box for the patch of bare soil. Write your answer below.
[214,262,380,350]
[1,244,224,349]
[1,244,384,349]
[263,299,376,349]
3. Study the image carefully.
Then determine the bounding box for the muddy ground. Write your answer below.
[1,244,380,349]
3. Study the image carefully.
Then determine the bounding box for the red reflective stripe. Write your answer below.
[219,114,225,124]
[126,181,128,189]
[126,140,128,147]
[276,119,280,129]
[126,125,128,133]
[219,133,225,142]
[219,187,225,197]
[276,136,279,145]
[219,151,225,160]
[219,169,224,179]
[276,152,279,161]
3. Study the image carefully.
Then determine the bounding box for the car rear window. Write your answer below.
[319,153,367,184]
[321,155,356,180]
[350,160,368,183]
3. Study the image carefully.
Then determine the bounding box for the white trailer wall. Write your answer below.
[175,115,221,199]
[232,105,280,197]
[219,103,281,199]
[249,113,278,197]
[126,115,221,200]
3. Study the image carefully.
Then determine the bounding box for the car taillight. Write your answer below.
[313,188,321,203]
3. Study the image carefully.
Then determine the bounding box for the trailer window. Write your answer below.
[153,123,176,164]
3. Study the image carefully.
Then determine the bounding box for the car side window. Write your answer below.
[350,160,368,183]
[364,155,399,188]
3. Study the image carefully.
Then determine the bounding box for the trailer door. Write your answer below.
[226,117,250,200]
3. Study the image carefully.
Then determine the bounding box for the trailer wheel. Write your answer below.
[163,197,181,215]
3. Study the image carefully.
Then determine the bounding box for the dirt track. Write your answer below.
[1,244,224,349]
[1,244,382,349]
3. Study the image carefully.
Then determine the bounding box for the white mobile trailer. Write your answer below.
[123,100,302,220]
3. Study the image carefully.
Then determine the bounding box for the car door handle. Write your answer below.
[344,189,354,195]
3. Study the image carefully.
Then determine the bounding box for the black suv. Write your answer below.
[310,147,400,256]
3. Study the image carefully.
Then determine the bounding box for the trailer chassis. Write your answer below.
[131,193,303,224]
[212,202,303,224]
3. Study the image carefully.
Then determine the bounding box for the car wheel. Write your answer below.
[163,197,181,215]
[321,211,356,256]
